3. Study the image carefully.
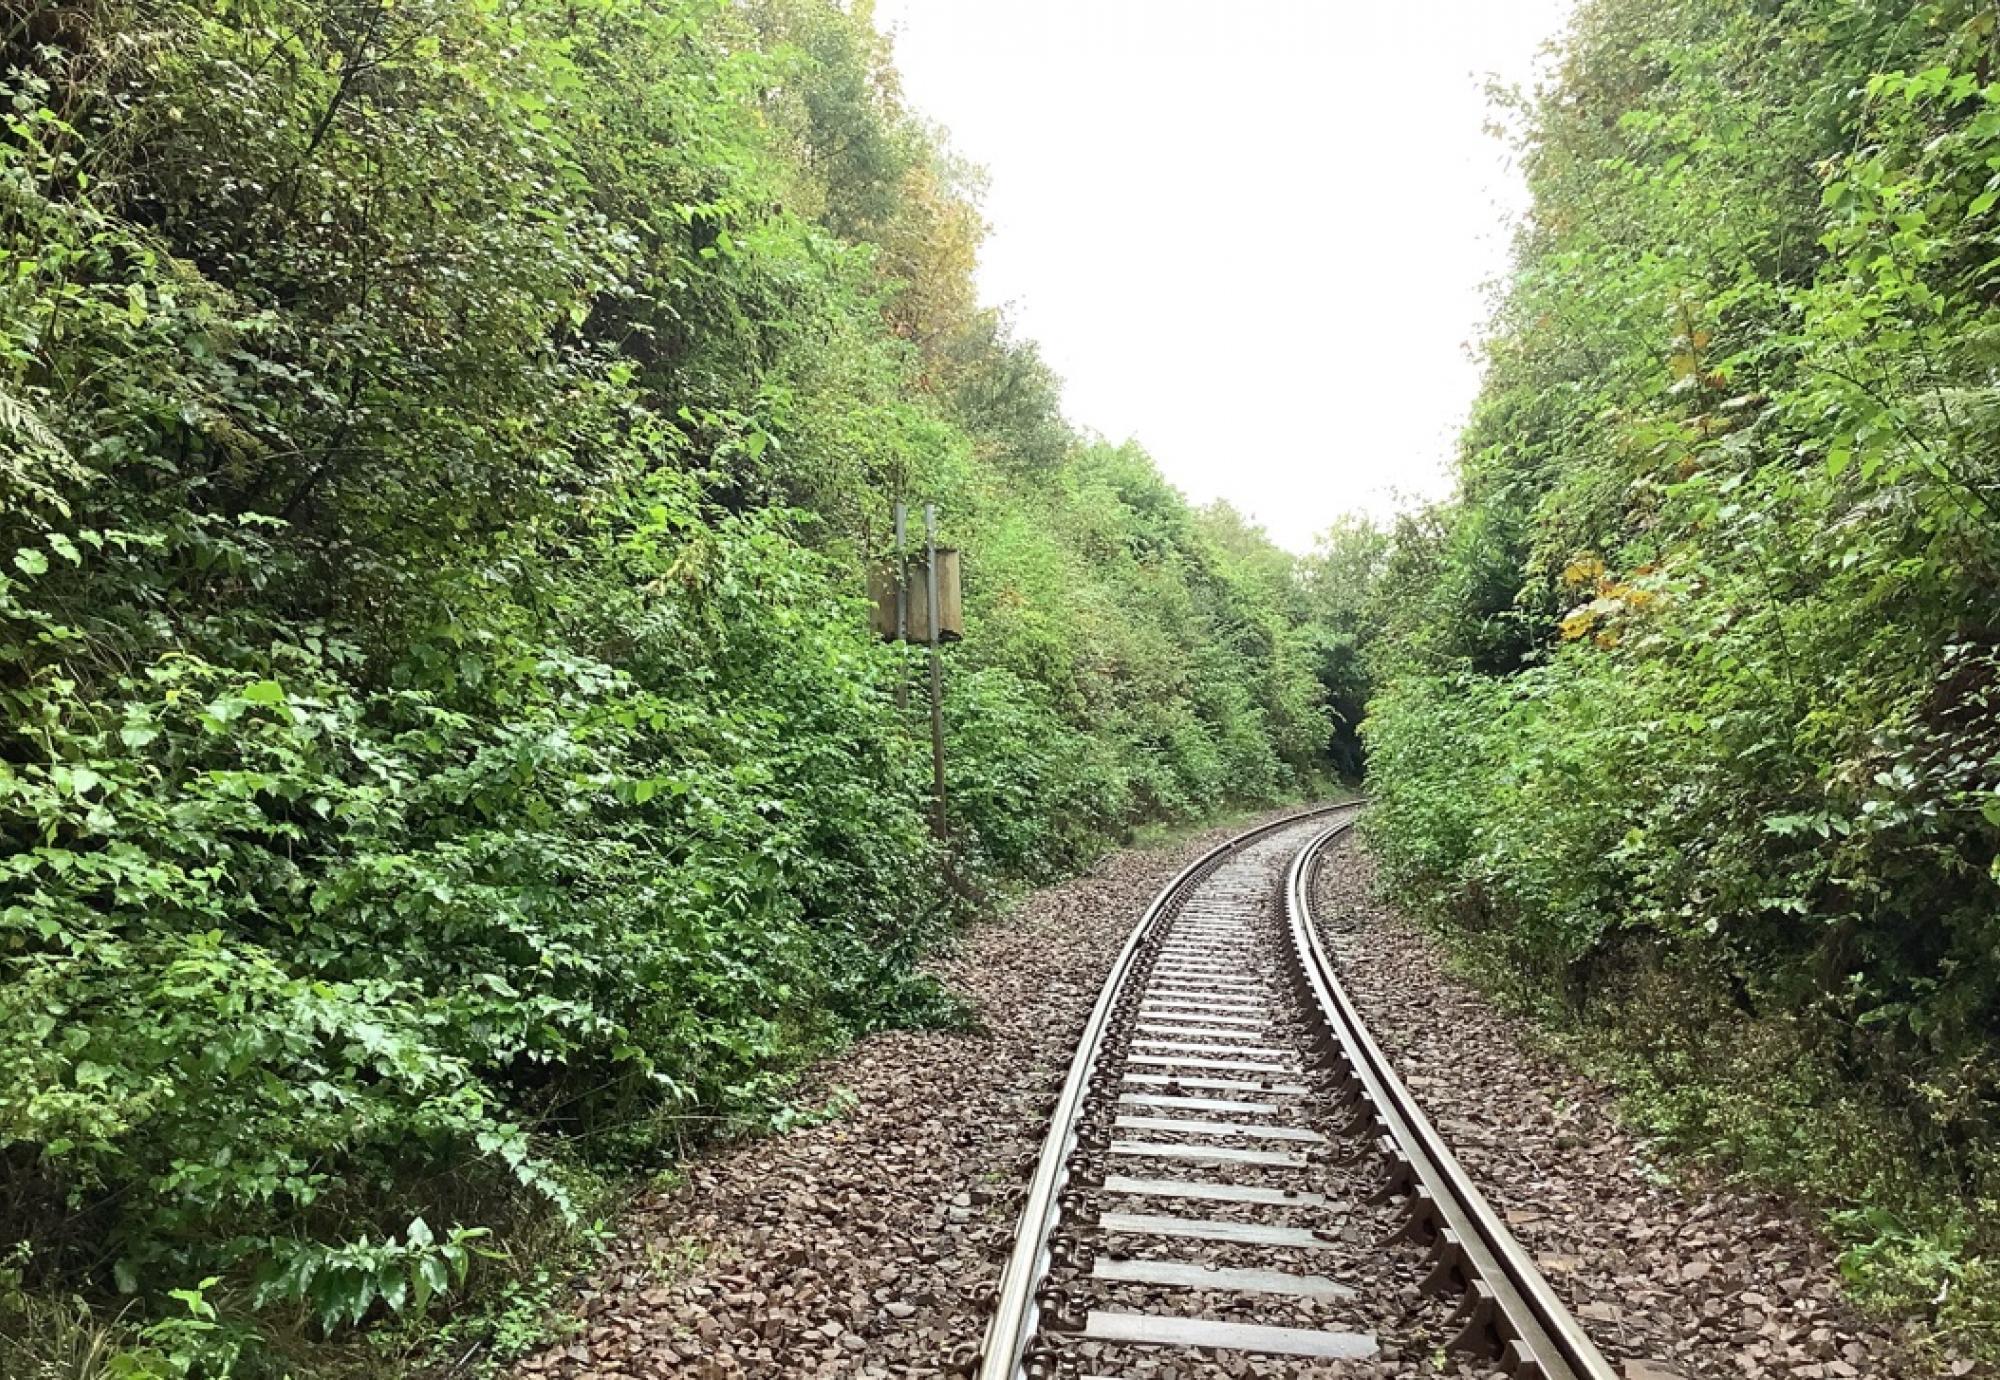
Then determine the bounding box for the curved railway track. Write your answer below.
[976,806,1619,1380]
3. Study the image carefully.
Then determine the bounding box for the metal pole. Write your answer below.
[893,501,909,711]
[924,503,947,847]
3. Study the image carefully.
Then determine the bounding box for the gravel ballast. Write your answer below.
[508,816,1946,1379]
[1310,832,1941,1380]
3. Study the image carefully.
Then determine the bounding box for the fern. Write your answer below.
[0,384,70,464]
[0,383,83,519]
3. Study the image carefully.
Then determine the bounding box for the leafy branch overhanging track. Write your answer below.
[975,807,1620,1379]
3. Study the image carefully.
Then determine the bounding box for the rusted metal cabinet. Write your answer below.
[870,549,961,643]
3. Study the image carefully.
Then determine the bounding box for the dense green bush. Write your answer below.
[1357,0,2000,1351]
[0,0,1336,1369]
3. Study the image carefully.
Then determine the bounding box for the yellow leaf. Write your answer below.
[1561,555,1607,588]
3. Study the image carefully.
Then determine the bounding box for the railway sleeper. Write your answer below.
[980,811,1616,1380]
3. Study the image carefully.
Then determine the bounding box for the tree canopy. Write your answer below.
[0,2,1340,1371]
[1354,0,2000,1351]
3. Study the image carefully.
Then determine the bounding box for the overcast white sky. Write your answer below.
[871,0,1574,552]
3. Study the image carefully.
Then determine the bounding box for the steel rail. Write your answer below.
[1284,821,1619,1380]
[974,803,1359,1380]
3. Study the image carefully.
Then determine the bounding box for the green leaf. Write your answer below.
[415,1254,449,1310]
[377,1262,408,1314]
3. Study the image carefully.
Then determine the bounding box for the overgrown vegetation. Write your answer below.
[1350,0,2000,1359]
[0,2,1337,1373]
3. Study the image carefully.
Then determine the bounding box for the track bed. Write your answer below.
[981,810,1613,1380]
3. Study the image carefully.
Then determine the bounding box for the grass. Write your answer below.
[0,1282,133,1380]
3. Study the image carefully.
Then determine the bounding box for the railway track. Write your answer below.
[976,807,1619,1380]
